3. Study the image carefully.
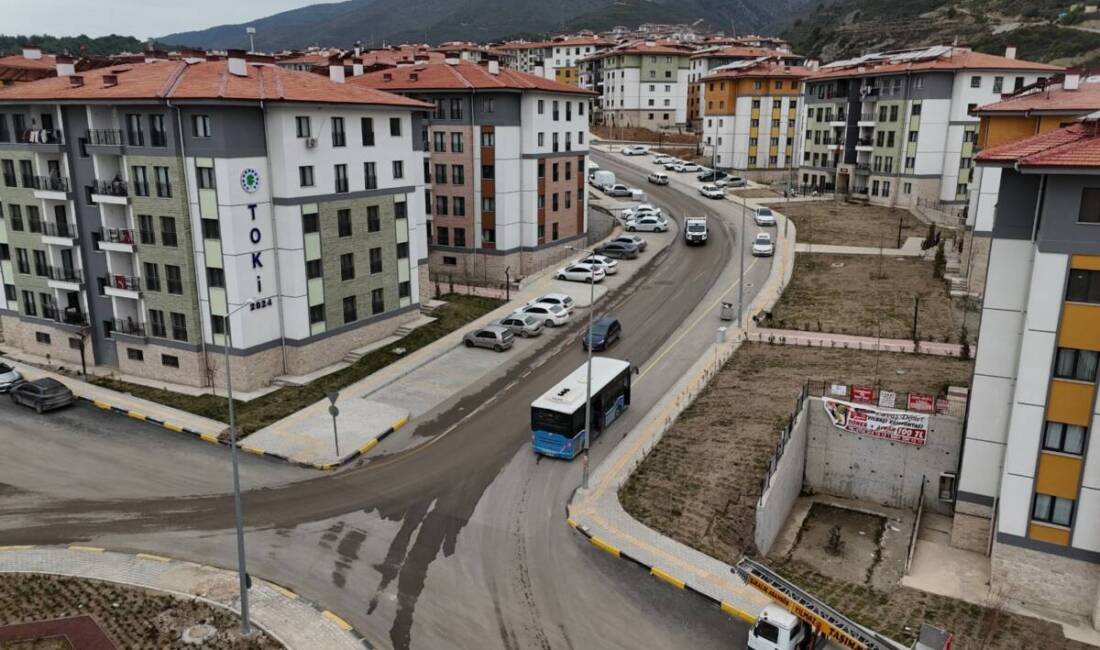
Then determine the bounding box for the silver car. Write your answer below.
[463,325,515,352]
[0,362,22,392]
[495,314,543,338]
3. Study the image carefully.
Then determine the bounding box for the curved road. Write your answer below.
[0,151,770,649]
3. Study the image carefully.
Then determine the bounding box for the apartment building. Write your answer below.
[353,56,594,284]
[699,60,809,181]
[542,37,612,87]
[687,46,804,130]
[593,41,695,129]
[0,52,432,392]
[496,41,551,75]
[798,46,1058,209]
[953,118,1100,627]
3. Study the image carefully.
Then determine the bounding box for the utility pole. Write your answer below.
[911,295,921,344]
[569,246,597,491]
[738,201,746,329]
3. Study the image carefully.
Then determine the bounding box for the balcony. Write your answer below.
[31,174,71,200]
[89,179,129,205]
[112,318,146,338]
[103,274,141,299]
[15,128,64,150]
[46,265,83,289]
[41,306,88,328]
[40,220,78,245]
[97,227,136,252]
[855,163,872,175]
[87,129,124,146]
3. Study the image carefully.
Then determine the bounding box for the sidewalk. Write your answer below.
[744,328,966,357]
[566,179,797,624]
[794,236,928,257]
[0,546,364,650]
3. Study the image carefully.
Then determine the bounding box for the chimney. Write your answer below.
[409,72,419,81]
[68,75,84,88]
[444,50,460,65]
[22,45,42,60]
[383,72,393,82]
[1065,72,1081,91]
[1005,46,1017,60]
[227,49,248,76]
[487,55,500,75]
[352,57,364,76]
[55,55,75,77]
[329,62,346,83]
[181,49,206,64]
[102,74,118,88]
[534,59,545,77]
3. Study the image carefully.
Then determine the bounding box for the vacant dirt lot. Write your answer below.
[591,124,698,144]
[766,254,971,342]
[766,200,928,247]
[619,344,973,562]
[731,188,781,199]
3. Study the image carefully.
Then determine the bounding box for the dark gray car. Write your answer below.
[463,325,515,352]
[10,377,74,413]
[596,240,639,259]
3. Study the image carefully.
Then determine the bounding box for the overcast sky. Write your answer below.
[1,0,320,39]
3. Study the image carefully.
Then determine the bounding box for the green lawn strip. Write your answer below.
[91,295,503,436]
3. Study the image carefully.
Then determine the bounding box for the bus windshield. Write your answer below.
[531,407,582,437]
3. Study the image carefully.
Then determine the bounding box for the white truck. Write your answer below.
[590,169,615,190]
[684,217,708,245]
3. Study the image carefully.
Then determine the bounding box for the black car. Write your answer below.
[595,241,639,259]
[697,170,729,183]
[582,317,622,352]
[10,377,74,413]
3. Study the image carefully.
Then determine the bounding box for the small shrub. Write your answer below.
[933,241,946,279]
[825,525,846,556]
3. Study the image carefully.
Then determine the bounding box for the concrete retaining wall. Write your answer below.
[754,400,810,556]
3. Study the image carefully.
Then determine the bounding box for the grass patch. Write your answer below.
[767,200,927,247]
[92,295,503,435]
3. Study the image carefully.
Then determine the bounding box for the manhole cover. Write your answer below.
[830,262,845,268]
[182,624,217,645]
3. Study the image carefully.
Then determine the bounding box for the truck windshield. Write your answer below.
[688,224,705,232]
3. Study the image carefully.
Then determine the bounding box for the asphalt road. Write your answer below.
[0,150,771,650]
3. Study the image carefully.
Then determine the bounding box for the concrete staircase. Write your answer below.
[393,315,436,338]
[420,299,447,317]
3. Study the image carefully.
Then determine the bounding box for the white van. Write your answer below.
[589,170,615,190]
[648,172,669,185]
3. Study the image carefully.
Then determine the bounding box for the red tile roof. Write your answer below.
[691,46,802,61]
[976,120,1100,169]
[591,40,696,58]
[0,60,432,108]
[704,61,813,81]
[0,52,58,70]
[350,60,597,95]
[978,78,1100,114]
[810,47,1061,81]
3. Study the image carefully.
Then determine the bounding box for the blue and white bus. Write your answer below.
[530,357,632,459]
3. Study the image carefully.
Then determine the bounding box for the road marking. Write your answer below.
[0,545,34,551]
[136,553,171,562]
[391,415,410,430]
[321,610,353,631]
[270,583,299,600]
[242,446,265,456]
[126,411,146,421]
[566,518,578,529]
[589,536,620,557]
[359,438,380,454]
[92,400,111,410]
[650,567,686,589]
[163,422,184,432]
[68,545,105,553]
[721,601,758,622]
[199,433,220,444]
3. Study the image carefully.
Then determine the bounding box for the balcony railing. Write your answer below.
[31,175,70,192]
[104,274,141,292]
[87,129,124,146]
[90,179,128,197]
[16,129,63,145]
[98,227,136,245]
[47,265,83,284]
[112,318,146,336]
[857,138,873,147]
[41,307,87,327]
[41,221,77,238]
[2,173,15,186]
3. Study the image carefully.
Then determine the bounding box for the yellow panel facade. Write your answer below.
[1035,452,1084,500]
[1047,380,1095,427]
[977,115,1037,150]
[1059,303,1100,351]
[1029,522,1071,546]
[1071,254,1100,271]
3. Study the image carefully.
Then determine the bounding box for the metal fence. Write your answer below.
[757,382,810,506]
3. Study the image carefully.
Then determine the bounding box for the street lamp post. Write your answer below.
[568,245,597,491]
[737,201,746,329]
[222,298,256,637]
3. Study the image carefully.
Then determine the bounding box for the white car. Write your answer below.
[626,215,669,233]
[752,232,775,256]
[0,362,22,392]
[622,144,649,155]
[673,162,702,173]
[653,155,674,165]
[556,262,606,283]
[612,233,647,252]
[622,204,662,220]
[578,254,619,275]
[753,206,777,226]
[699,184,725,199]
[515,303,570,327]
[663,159,683,170]
[530,292,575,314]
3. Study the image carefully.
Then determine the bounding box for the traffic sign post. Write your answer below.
[327,391,340,457]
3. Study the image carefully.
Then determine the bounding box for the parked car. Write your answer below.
[622,204,662,220]
[578,254,619,275]
[582,317,623,352]
[612,233,647,252]
[699,184,725,199]
[603,183,634,197]
[622,144,649,155]
[515,303,570,327]
[753,206,777,226]
[9,377,74,413]
[596,240,640,259]
[626,215,669,233]
[752,232,775,257]
[673,162,702,173]
[463,325,515,352]
[648,172,669,185]
[724,176,747,188]
[556,262,606,283]
[662,159,683,170]
[495,314,543,338]
[0,363,23,392]
[698,170,729,183]
[530,292,576,314]
[653,155,674,165]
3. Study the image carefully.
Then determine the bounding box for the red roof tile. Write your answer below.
[691,46,801,61]
[590,40,696,58]
[350,60,596,95]
[0,60,432,108]
[0,53,58,70]
[704,61,813,81]
[976,121,1100,169]
[978,79,1100,114]
[810,47,1061,81]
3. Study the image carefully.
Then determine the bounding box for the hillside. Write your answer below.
[161,0,812,50]
[0,34,175,57]
[781,0,1100,65]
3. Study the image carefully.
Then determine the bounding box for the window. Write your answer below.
[338,209,353,237]
[369,247,383,274]
[165,265,183,294]
[436,226,449,246]
[433,131,446,152]
[197,166,215,190]
[343,296,357,324]
[206,266,225,289]
[340,252,355,280]
[432,99,445,120]
[537,132,544,147]
[967,103,978,115]
[453,196,465,217]
[144,263,160,291]
[361,117,375,146]
[306,259,323,279]
[435,195,448,216]
[452,165,464,184]
[390,117,402,137]
[434,163,447,184]
[1054,348,1098,382]
[537,99,544,114]
[451,132,463,153]
[970,75,981,88]
[1043,422,1087,455]
[1066,269,1100,304]
[35,331,51,345]
[449,99,463,121]
[147,113,167,146]
[296,116,311,138]
[309,304,325,325]
[481,131,495,147]
[131,166,149,196]
[127,348,144,362]
[399,281,411,299]
[484,98,495,113]
[152,166,172,197]
[192,114,211,138]
[364,162,377,190]
[330,116,346,147]
[160,217,178,247]
[149,309,166,337]
[392,160,404,180]
[993,76,1004,93]
[396,241,409,259]
[367,205,381,232]
[160,354,179,368]
[1032,493,1074,527]
[372,287,385,314]
[211,315,225,337]
[482,164,495,180]
[889,105,898,122]
[170,312,188,341]
[454,227,466,247]
[1079,188,1100,223]
[753,621,779,644]
[335,164,348,193]
[299,165,314,187]
[303,211,319,234]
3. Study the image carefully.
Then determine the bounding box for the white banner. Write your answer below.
[822,397,929,446]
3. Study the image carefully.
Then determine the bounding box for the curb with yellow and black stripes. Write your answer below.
[566,517,759,625]
[82,396,409,472]
[0,544,373,649]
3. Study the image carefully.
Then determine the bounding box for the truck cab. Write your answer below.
[747,605,813,650]
[684,217,708,245]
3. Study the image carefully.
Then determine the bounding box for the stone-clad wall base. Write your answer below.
[950,502,993,554]
[429,239,579,288]
[1,315,90,366]
[991,541,1100,625]
[114,340,207,390]
[284,308,417,377]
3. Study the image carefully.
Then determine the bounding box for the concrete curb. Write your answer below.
[0,545,370,649]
